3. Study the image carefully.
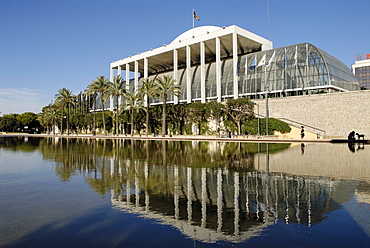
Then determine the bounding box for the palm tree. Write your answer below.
[91,76,110,135]
[121,89,144,136]
[154,75,181,137]
[55,88,75,135]
[37,108,50,134]
[139,78,158,136]
[85,83,98,135]
[108,75,126,136]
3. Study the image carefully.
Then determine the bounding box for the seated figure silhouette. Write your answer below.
[348,131,356,141]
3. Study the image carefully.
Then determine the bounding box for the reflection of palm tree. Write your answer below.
[139,78,157,137]
[108,75,126,136]
[91,76,110,135]
[122,90,144,136]
[155,76,181,137]
[47,107,60,135]
[55,88,75,135]
[38,106,60,134]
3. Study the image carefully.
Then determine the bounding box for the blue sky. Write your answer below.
[0,0,369,115]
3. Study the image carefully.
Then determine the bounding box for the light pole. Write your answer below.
[253,103,260,138]
[264,65,269,136]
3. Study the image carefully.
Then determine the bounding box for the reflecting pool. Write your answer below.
[0,136,370,247]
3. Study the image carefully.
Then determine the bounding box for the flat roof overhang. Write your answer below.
[110,25,272,76]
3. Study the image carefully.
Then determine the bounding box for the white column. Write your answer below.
[173,49,179,104]
[144,58,148,79]
[110,67,114,82]
[117,66,122,110]
[144,58,149,107]
[233,32,238,99]
[186,45,192,103]
[200,41,206,103]
[117,65,122,77]
[216,37,221,102]
[125,64,130,91]
[134,60,139,91]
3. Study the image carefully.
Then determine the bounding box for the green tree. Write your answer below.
[47,107,61,134]
[139,78,158,137]
[86,82,99,135]
[167,103,187,135]
[206,101,225,135]
[55,88,75,135]
[108,75,127,136]
[225,98,254,135]
[0,114,21,132]
[121,90,144,136]
[91,76,110,135]
[17,112,40,133]
[187,102,207,135]
[154,75,182,137]
[38,107,59,134]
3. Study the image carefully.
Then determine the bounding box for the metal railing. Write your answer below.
[253,112,326,138]
[278,117,326,138]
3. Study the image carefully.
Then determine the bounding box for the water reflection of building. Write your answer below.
[17,137,368,243]
[108,159,346,243]
[256,143,370,182]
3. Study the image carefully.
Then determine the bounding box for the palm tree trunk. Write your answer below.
[61,103,64,135]
[146,96,149,137]
[67,103,70,135]
[131,108,134,136]
[101,97,106,135]
[115,95,119,136]
[162,94,167,137]
[93,94,96,135]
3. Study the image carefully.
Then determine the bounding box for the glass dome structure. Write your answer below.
[144,43,359,103]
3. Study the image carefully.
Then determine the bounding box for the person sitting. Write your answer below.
[348,131,356,141]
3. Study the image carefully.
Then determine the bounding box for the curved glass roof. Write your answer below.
[135,43,359,103]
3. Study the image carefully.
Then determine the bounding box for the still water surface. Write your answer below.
[0,136,369,247]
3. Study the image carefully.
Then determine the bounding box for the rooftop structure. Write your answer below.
[107,25,359,110]
[352,55,370,89]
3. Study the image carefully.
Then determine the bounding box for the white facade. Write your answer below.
[352,58,370,74]
[352,57,370,89]
[109,25,272,110]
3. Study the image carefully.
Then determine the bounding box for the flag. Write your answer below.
[257,54,266,68]
[266,52,275,67]
[249,56,256,71]
[193,11,200,21]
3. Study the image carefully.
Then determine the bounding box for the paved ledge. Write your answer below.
[1,133,361,144]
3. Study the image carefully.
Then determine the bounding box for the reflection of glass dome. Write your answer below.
[171,26,222,43]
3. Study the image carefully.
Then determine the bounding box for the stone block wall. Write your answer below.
[253,90,370,138]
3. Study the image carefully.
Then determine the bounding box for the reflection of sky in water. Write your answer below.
[0,137,369,247]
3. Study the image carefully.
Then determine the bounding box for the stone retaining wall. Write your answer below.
[254,90,370,138]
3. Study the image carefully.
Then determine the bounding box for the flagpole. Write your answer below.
[265,65,269,136]
[267,0,271,40]
[192,9,195,37]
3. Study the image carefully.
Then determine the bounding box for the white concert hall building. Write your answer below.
[107,25,358,110]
